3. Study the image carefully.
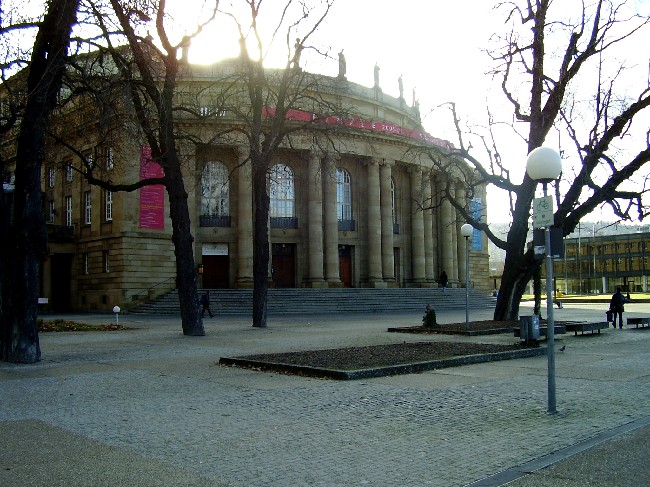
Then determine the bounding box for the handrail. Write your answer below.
[129,276,176,301]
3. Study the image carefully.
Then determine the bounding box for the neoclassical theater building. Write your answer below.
[3,54,490,312]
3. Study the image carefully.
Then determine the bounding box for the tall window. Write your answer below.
[103,250,110,273]
[84,191,92,225]
[105,147,114,170]
[83,151,94,170]
[105,190,113,221]
[48,167,56,188]
[83,253,89,275]
[270,163,295,218]
[336,168,352,221]
[65,164,73,182]
[65,195,72,226]
[200,161,229,224]
[48,200,55,223]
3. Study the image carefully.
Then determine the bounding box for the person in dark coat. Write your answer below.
[439,271,448,292]
[610,287,625,329]
[200,291,213,318]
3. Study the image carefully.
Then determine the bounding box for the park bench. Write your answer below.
[626,317,650,329]
[564,321,609,336]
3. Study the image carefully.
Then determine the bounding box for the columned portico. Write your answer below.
[379,160,395,285]
[307,153,326,287]
[236,148,254,287]
[410,167,426,285]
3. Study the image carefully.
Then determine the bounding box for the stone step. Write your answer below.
[130,288,496,316]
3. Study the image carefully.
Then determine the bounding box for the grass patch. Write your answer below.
[37,319,130,332]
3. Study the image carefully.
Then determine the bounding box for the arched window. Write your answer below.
[270,163,297,228]
[337,168,354,231]
[200,161,230,226]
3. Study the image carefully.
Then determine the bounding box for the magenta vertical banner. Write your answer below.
[139,146,165,229]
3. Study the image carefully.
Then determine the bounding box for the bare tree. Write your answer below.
[61,0,222,336]
[427,0,650,320]
[0,0,80,363]
[215,0,337,327]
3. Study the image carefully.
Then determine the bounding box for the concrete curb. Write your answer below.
[219,347,546,380]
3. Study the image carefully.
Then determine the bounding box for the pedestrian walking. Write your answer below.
[609,287,625,329]
[439,270,448,292]
[200,291,214,318]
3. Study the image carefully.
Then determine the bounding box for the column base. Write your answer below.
[235,279,254,289]
[408,279,430,288]
[306,279,328,288]
[365,279,388,288]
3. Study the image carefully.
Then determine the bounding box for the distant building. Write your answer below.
[550,227,650,294]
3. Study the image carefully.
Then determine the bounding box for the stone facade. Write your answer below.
[3,58,490,312]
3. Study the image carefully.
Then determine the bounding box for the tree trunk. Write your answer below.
[494,244,540,321]
[0,0,79,363]
[533,265,542,316]
[252,161,270,327]
[166,165,204,336]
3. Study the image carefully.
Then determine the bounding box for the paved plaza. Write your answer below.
[1,301,649,486]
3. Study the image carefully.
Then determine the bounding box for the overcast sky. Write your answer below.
[140,0,650,223]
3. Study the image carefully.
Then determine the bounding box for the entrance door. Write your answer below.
[50,254,73,312]
[272,243,296,288]
[339,245,352,287]
[393,247,401,287]
[202,255,229,288]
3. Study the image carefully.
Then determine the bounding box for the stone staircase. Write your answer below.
[129,288,496,316]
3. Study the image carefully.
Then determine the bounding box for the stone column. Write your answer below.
[440,182,454,286]
[323,154,341,286]
[449,185,459,284]
[379,160,395,285]
[366,159,384,287]
[410,167,426,285]
[308,153,325,287]
[236,147,254,287]
[423,172,435,285]
[457,184,468,286]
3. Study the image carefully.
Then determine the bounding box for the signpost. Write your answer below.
[533,195,553,229]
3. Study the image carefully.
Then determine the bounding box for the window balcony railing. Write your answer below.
[200,214,231,227]
[270,216,298,229]
[338,219,356,232]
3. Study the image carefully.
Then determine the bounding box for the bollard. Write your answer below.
[112,305,121,325]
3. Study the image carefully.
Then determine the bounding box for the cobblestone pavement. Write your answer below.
[1,302,649,486]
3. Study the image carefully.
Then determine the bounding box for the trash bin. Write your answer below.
[519,315,540,341]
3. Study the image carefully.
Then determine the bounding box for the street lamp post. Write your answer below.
[526,146,562,415]
[461,223,474,329]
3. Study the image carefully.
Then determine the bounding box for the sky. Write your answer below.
[2,0,622,225]
[4,0,648,223]
[177,0,650,225]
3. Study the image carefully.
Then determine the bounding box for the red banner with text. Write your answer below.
[261,107,452,150]
[139,146,165,230]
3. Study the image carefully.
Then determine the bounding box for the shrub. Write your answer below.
[422,304,437,328]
